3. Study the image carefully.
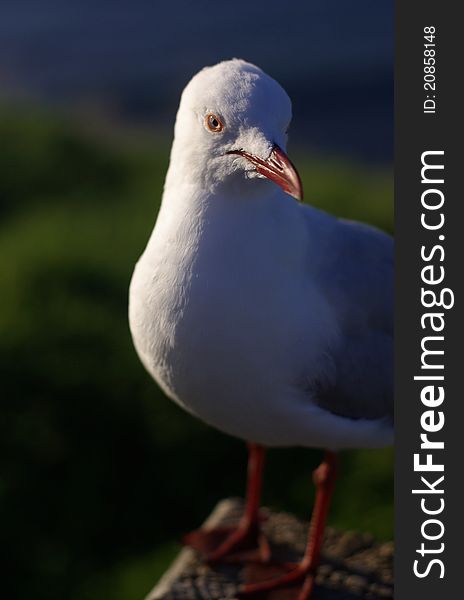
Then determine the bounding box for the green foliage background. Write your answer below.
[0,107,393,600]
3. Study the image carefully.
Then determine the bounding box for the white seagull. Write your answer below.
[129,59,393,599]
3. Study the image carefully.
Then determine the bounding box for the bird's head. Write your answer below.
[169,59,303,202]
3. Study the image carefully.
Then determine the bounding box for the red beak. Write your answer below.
[227,144,303,202]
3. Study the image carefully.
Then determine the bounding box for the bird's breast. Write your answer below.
[129,198,338,429]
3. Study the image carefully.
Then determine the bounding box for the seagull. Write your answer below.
[129,59,393,599]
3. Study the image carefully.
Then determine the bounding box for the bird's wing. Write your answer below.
[306,210,394,421]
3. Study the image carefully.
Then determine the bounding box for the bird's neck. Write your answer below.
[143,137,290,266]
[144,172,284,271]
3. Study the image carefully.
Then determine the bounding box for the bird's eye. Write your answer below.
[205,113,224,133]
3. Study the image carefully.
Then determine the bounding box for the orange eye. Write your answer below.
[205,113,224,132]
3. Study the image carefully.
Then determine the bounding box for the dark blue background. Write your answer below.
[0,0,393,160]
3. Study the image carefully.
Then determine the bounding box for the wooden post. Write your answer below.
[145,499,393,600]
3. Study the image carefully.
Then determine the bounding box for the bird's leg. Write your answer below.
[183,443,271,564]
[208,442,269,563]
[239,451,338,599]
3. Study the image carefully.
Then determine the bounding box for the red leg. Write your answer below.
[183,443,271,563]
[239,451,338,599]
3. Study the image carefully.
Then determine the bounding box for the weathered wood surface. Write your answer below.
[146,499,393,600]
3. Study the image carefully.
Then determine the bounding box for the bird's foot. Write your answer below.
[238,561,316,600]
[183,517,271,564]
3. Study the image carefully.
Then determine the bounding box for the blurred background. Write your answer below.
[0,2,393,599]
